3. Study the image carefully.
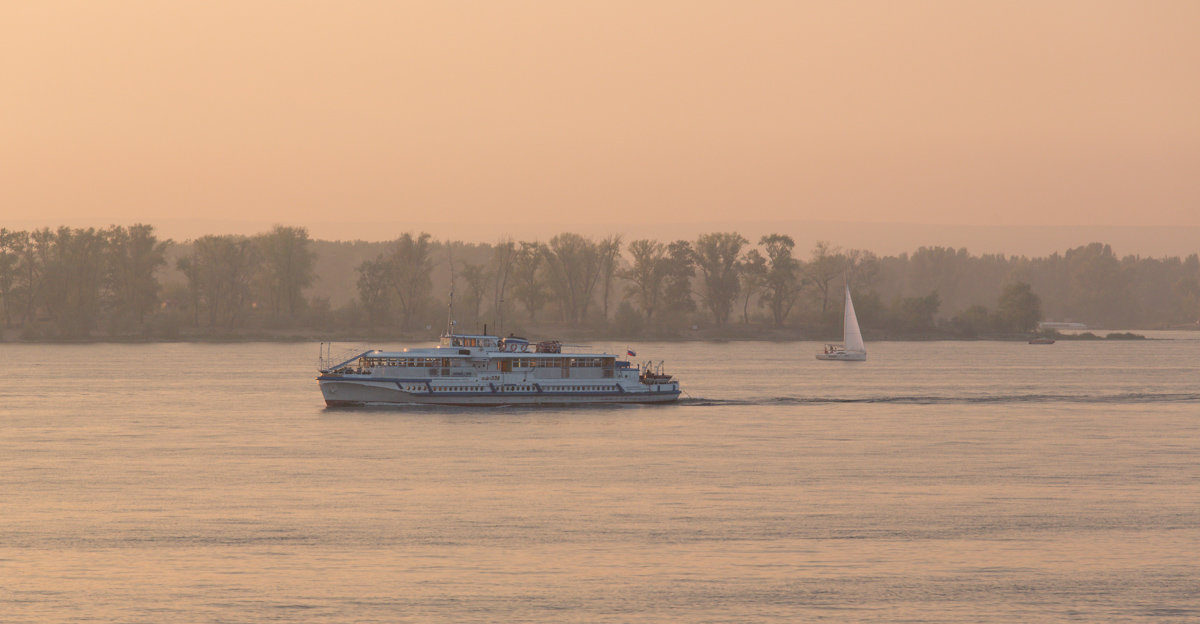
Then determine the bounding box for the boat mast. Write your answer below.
[497,296,504,338]
[445,247,457,336]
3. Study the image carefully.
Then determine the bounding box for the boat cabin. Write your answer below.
[337,351,621,380]
[439,333,563,354]
[441,333,500,350]
[322,332,630,381]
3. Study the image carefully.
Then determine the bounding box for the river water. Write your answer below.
[2,337,1198,622]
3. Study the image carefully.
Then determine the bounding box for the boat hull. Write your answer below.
[816,351,867,361]
[318,377,681,407]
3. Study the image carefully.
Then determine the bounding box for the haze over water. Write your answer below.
[6,3,1200,246]
[3,338,1198,622]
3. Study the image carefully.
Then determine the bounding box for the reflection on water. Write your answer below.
[2,340,1198,622]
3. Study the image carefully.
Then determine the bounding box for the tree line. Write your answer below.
[0,225,314,339]
[2,224,1198,340]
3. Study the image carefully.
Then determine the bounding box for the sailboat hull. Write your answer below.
[816,351,867,361]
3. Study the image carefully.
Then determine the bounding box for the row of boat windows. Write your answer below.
[361,357,613,369]
[399,385,620,393]
[507,357,612,368]
[447,337,494,347]
[365,357,451,368]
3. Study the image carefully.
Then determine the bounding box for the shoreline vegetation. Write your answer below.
[0,325,1155,345]
[0,224,1192,345]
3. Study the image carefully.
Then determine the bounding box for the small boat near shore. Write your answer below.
[817,282,867,361]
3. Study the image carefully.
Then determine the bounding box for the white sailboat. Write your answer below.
[817,282,867,361]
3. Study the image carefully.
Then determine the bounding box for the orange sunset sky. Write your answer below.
[3,1,1198,254]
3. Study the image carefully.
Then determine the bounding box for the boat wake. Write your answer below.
[681,392,1200,406]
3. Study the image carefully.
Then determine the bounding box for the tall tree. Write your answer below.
[0,229,23,328]
[995,281,1042,332]
[622,239,669,322]
[843,249,881,292]
[908,246,971,312]
[355,257,392,331]
[805,241,844,316]
[181,235,260,329]
[511,241,547,322]
[596,235,623,321]
[737,248,767,325]
[41,227,107,337]
[758,234,802,327]
[256,225,316,321]
[105,224,169,326]
[489,239,518,328]
[385,232,436,331]
[662,240,696,318]
[459,261,492,328]
[544,233,604,324]
[1063,243,1129,326]
[17,229,54,327]
[693,232,747,326]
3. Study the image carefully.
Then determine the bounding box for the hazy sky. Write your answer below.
[4,1,1198,248]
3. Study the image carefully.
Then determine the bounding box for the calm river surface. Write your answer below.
[2,337,1198,622]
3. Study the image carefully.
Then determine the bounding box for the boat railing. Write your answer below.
[319,342,372,372]
[638,360,671,383]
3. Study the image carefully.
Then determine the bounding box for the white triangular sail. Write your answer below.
[842,283,865,354]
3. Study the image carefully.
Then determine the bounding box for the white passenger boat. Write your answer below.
[317,332,681,407]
